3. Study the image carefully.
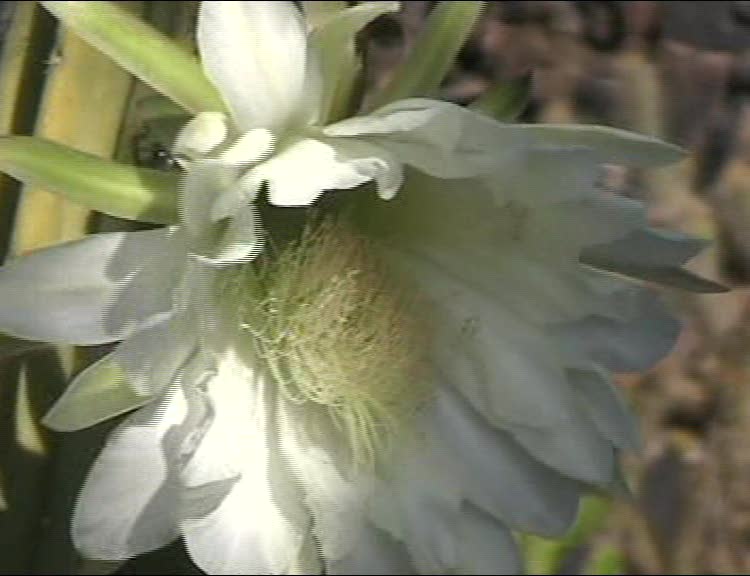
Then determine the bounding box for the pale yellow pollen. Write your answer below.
[226,218,431,468]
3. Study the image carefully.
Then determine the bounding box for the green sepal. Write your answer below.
[40,1,226,115]
[42,354,148,432]
[471,74,532,122]
[0,136,178,224]
[370,1,485,108]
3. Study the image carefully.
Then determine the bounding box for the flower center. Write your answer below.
[225,217,432,468]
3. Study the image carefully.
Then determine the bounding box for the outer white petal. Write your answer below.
[568,368,641,451]
[432,386,581,537]
[391,249,573,427]
[72,383,198,560]
[326,100,485,180]
[510,412,616,485]
[457,505,522,575]
[181,351,309,575]
[552,288,681,373]
[198,1,317,131]
[581,227,727,293]
[328,523,416,575]
[277,399,372,564]
[0,229,182,345]
[374,437,464,574]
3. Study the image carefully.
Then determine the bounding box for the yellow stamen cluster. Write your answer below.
[230,218,431,468]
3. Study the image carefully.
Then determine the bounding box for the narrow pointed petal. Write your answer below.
[41,1,225,114]
[581,227,728,292]
[521,123,685,167]
[72,384,193,560]
[0,229,182,345]
[0,136,178,224]
[198,1,315,131]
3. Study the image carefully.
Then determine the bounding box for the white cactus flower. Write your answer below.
[0,1,725,575]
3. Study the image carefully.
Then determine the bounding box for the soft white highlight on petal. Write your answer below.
[173,112,228,158]
[217,128,275,166]
[253,138,399,206]
[181,351,308,575]
[0,229,182,345]
[198,1,315,131]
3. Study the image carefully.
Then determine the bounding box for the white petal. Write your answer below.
[581,227,726,292]
[496,146,599,206]
[0,229,182,345]
[198,1,316,131]
[248,137,400,206]
[376,437,463,574]
[216,128,275,165]
[277,399,372,563]
[510,412,616,485]
[179,161,238,237]
[568,368,641,451]
[458,505,522,575]
[72,384,193,560]
[432,386,581,537]
[391,249,573,427]
[196,203,265,266]
[181,351,309,574]
[328,523,416,575]
[173,112,228,158]
[519,123,684,167]
[552,288,681,373]
[326,99,486,180]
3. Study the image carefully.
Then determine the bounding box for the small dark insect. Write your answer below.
[132,126,181,172]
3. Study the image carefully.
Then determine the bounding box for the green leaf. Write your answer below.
[470,74,531,122]
[40,1,225,115]
[0,136,178,224]
[369,1,485,108]
[311,1,400,123]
